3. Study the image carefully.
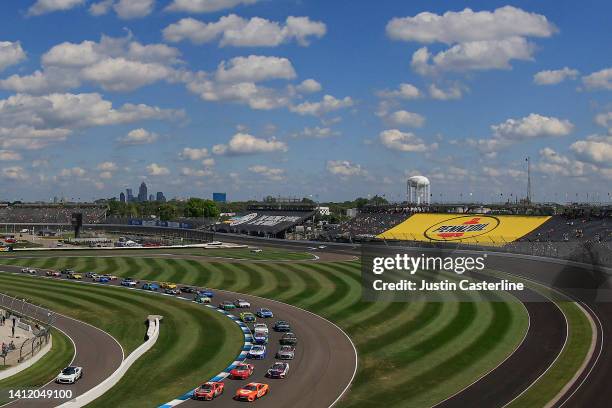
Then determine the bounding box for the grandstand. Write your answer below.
[214,202,316,238]
[0,204,107,224]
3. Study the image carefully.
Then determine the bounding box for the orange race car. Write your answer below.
[234,382,269,402]
[192,381,224,401]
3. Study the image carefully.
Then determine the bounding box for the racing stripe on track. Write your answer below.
[157,305,253,408]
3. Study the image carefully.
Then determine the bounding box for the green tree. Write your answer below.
[158,204,178,221]
[184,198,219,218]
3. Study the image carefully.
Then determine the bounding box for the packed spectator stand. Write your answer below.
[0,204,107,224]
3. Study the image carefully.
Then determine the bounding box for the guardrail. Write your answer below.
[58,315,162,408]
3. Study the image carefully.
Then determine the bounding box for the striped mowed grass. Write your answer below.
[0,256,528,407]
[0,273,242,408]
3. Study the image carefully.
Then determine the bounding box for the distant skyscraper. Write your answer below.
[138,182,148,202]
[156,192,166,202]
[149,194,154,201]
[126,189,134,202]
[213,192,227,203]
[119,192,126,203]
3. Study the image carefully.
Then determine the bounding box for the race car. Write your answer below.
[266,362,289,379]
[253,323,269,335]
[68,273,83,280]
[234,382,269,402]
[251,248,263,253]
[55,366,83,384]
[229,363,254,380]
[103,274,118,280]
[276,345,295,360]
[21,268,37,274]
[180,286,197,293]
[85,272,97,279]
[247,345,266,359]
[142,283,160,291]
[121,278,138,287]
[94,275,110,283]
[256,308,273,318]
[46,270,61,277]
[160,282,177,289]
[279,332,298,346]
[234,299,251,308]
[219,301,236,311]
[165,288,180,295]
[60,268,75,275]
[195,294,211,304]
[253,331,269,345]
[240,312,256,323]
[273,320,291,332]
[198,289,214,298]
[192,382,224,401]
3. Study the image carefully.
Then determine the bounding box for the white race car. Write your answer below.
[253,323,268,335]
[56,366,83,384]
[21,268,37,274]
[247,345,266,359]
[234,299,251,308]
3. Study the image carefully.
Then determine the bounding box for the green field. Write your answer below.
[0,328,73,404]
[0,273,242,407]
[0,256,530,407]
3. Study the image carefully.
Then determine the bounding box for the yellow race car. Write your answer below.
[160,282,177,289]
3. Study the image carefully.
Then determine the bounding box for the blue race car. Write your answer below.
[256,308,274,318]
[142,283,160,291]
[247,345,266,359]
[198,289,214,298]
[253,331,269,345]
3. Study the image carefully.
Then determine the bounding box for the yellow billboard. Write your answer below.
[378,214,550,244]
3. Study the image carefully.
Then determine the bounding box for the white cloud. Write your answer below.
[99,171,113,179]
[213,133,287,155]
[59,167,86,177]
[28,0,85,16]
[166,0,258,13]
[89,0,113,16]
[0,126,71,150]
[118,128,159,145]
[386,111,425,127]
[163,15,325,47]
[492,113,574,140]
[96,161,117,171]
[386,6,555,44]
[293,126,339,139]
[378,83,422,99]
[582,68,612,91]
[570,135,612,164]
[215,55,296,82]
[248,165,285,181]
[290,94,354,116]
[2,166,28,180]
[533,67,579,85]
[81,58,171,91]
[536,147,587,177]
[595,112,612,133]
[180,147,209,160]
[113,0,155,19]
[0,41,26,72]
[388,7,556,75]
[379,129,436,152]
[202,158,215,167]
[0,68,81,94]
[147,163,170,176]
[0,150,22,161]
[296,79,322,93]
[181,167,213,177]
[428,83,464,100]
[326,160,367,177]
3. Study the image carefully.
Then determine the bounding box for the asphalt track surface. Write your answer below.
[0,265,357,408]
[0,266,124,408]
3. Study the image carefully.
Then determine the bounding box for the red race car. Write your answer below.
[192,382,224,401]
[230,363,254,380]
[234,382,269,402]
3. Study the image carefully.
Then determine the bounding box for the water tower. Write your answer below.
[407,176,430,204]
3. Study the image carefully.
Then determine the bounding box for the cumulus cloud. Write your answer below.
[96,161,117,171]
[213,133,287,155]
[570,135,612,164]
[533,67,579,85]
[180,147,209,160]
[296,79,322,93]
[59,167,86,178]
[385,111,425,127]
[292,126,339,139]
[326,160,367,177]
[166,0,258,13]
[248,165,285,181]
[428,83,465,100]
[377,83,422,99]
[181,167,213,177]
[290,94,354,116]
[388,6,556,75]
[118,128,159,146]
[215,55,296,82]
[1,35,182,94]
[146,163,170,176]
[379,129,436,152]
[89,0,113,15]
[28,0,85,16]
[163,15,325,47]
[492,113,574,140]
[0,41,27,72]
[595,112,612,133]
[113,0,155,19]
[582,68,612,91]
[0,150,22,161]
[1,166,28,180]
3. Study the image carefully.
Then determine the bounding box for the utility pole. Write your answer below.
[526,156,532,204]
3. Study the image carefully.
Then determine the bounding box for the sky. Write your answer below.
[0,0,610,203]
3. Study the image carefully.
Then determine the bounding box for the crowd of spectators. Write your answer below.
[0,205,107,224]
[326,212,411,240]
[520,215,611,243]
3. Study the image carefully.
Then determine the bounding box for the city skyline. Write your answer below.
[0,1,610,202]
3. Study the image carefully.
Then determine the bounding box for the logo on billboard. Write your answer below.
[424,216,500,241]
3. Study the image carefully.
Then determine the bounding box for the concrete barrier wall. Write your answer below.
[58,316,161,408]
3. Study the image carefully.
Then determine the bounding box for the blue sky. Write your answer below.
[0,0,610,203]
